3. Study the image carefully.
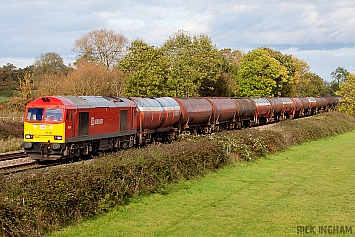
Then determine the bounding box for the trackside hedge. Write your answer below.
[0,111,355,236]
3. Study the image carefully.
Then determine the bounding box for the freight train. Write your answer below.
[22,96,339,161]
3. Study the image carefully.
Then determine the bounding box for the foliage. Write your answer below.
[330,66,350,92]
[163,31,225,97]
[32,52,69,91]
[33,52,68,76]
[119,41,170,96]
[0,120,23,140]
[237,48,288,97]
[36,61,125,97]
[220,48,243,71]
[0,64,19,91]
[3,72,35,111]
[0,120,23,153]
[217,48,243,96]
[296,72,327,96]
[0,64,32,92]
[121,30,226,97]
[336,73,355,115]
[2,29,341,99]
[0,139,228,236]
[262,47,297,96]
[291,57,331,96]
[73,28,128,68]
[1,112,354,236]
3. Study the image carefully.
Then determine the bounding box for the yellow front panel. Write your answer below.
[24,122,66,143]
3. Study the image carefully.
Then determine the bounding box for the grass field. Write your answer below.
[48,131,355,237]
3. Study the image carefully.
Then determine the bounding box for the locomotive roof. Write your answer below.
[56,96,134,108]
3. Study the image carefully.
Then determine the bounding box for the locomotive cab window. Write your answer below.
[45,108,63,122]
[27,108,44,121]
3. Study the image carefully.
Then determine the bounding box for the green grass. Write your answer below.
[0,96,11,103]
[48,131,355,237]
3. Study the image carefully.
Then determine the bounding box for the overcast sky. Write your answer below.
[1,0,354,82]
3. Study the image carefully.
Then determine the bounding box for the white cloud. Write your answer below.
[282,47,355,81]
[0,0,354,81]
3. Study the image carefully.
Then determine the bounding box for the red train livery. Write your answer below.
[22,96,340,161]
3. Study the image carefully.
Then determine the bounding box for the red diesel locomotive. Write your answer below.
[22,96,339,161]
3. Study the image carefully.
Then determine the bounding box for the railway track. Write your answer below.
[0,160,39,175]
[0,151,57,175]
[0,159,60,175]
[0,151,27,161]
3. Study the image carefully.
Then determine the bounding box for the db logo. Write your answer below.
[91,117,104,126]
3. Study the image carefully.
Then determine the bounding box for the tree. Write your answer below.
[215,49,243,97]
[262,47,297,96]
[220,48,243,70]
[161,30,224,96]
[119,40,170,96]
[330,67,350,92]
[237,48,288,97]
[336,73,355,115]
[4,72,34,111]
[33,52,68,76]
[73,28,128,68]
[32,52,68,89]
[291,57,330,96]
[120,31,226,97]
[295,72,327,96]
[0,63,19,93]
[36,61,125,97]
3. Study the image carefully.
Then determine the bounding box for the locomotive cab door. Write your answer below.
[78,112,89,136]
[120,110,127,131]
[65,109,75,138]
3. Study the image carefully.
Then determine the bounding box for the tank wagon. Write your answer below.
[22,96,340,161]
[129,97,180,144]
[232,98,256,127]
[174,97,213,134]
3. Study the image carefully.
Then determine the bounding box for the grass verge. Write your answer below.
[48,131,355,237]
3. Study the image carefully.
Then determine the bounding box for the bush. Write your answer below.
[0,111,354,236]
[0,120,23,140]
[0,139,228,236]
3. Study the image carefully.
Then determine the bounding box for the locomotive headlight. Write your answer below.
[25,134,34,139]
[54,136,62,140]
